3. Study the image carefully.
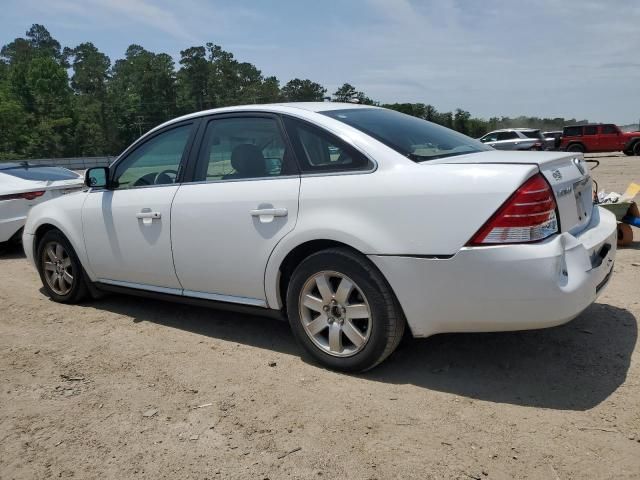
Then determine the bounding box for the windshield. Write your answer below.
[0,163,81,181]
[322,108,491,161]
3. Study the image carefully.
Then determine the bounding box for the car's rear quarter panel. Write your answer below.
[264,161,538,308]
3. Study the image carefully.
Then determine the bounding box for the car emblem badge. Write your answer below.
[552,169,563,181]
[573,157,586,175]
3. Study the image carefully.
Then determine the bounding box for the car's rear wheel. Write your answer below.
[624,150,634,156]
[633,142,640,156]
[286,247,405,372]
[36,230,89,303]
[567,143,585,153]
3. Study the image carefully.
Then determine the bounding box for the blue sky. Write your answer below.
[3,0,639,124]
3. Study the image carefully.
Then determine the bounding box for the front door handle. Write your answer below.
[250,207,288,223]
[136,211,161,219]
[136,209,161,225]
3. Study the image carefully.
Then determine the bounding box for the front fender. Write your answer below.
[23,192,95,279]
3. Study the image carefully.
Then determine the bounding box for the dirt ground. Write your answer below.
[1,154,639,480]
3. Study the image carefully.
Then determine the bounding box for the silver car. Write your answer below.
[479,128,546,151]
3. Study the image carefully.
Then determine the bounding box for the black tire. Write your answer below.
[567,143,585,153]
[286,247,405,372]
[36,229,89,303]
[634,142,640,156]
[624,150,634,156]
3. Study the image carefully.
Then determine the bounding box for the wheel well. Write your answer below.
[33,224,59,257]
[278,240,359,310]
[567,141,586,151]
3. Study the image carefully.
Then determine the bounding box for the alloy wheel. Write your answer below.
[42,241,74,296]
[299,271,372,357]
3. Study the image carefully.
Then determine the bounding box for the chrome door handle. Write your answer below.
[249,208,288,217]
[136,211,161,219]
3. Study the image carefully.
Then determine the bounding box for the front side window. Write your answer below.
[481,132,498,142]
[283,117,371,173]
[195,117,291,181]
[322,108,490,162]
[113,124,192,189]
[563,126,582,137]
[584,125,598,135]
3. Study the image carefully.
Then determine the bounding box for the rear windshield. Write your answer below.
[322,108,491,161]
[521,130,543,139]
[0,164,80,181]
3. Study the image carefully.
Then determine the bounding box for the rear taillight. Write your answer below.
[0,190,46,202]
[468,173,558,245]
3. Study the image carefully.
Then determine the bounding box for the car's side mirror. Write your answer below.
[85,167,110,189]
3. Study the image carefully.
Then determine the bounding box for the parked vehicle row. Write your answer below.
[22,103,617,371]
[480,123,640,155]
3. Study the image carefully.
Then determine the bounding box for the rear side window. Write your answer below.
[283,117,371,173]
[563,126,582,137]
[522,130,543,139]
[497,131,518,141]
[602,125,618,134]
[194,116,295,182]
[0,165,80,181]
[584,125,598,135]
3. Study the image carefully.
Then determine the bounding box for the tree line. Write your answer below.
[0,24,589,160]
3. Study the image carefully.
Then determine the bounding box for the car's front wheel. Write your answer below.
[286,248,405,372]
[36,229,89,303]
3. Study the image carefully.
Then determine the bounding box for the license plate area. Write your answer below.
[573,176,592,224]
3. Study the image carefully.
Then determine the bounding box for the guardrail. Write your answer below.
[0,157,114,169]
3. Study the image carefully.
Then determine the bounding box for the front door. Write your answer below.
[171,114,299,305]
[83,122,195,291]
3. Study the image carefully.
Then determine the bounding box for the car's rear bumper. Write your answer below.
[0,216,26,243]
[369,206,617,338]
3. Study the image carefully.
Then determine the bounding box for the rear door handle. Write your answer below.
[250,208,288,217]
[250,208,288,223]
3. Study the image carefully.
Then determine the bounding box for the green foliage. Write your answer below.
[281,78,326,102]
[0,23,593,159]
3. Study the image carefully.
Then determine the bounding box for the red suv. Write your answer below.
[560,124,640,155]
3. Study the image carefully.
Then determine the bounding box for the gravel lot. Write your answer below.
[1,154,639,479]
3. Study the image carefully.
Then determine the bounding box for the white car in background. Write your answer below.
[22,103,617,371]
[0,163,83,248]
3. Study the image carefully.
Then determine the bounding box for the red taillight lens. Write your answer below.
[0,190,46,201]
[468,173,558,245]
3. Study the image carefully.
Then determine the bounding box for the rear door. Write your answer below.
[599,124,621,151]
[583,125,600,151]
[171,113,300,305]
[494,131,520,150]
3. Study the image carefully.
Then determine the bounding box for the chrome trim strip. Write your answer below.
[183,290,267,307]
[97,279,182,296]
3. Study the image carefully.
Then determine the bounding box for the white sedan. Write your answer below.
[22,103,617,371]
[0,163,83,247]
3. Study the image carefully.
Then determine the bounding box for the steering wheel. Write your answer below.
[154,169,179,185]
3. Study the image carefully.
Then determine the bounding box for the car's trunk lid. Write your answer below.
[430,150,594,235]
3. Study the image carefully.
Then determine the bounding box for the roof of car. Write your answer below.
[486,128,539,133]
[143,102,377,142]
